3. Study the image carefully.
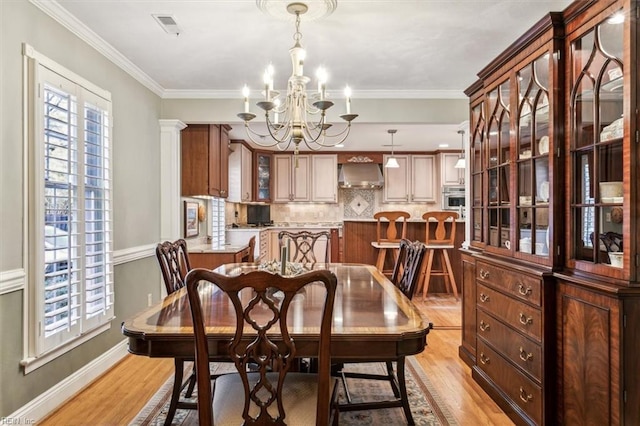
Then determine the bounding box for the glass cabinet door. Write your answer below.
[487,81,511,250]
[470,101,485,245]
[516,54,551,258]
[255,152,272,202]
[569,9,624,272]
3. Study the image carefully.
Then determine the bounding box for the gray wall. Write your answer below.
[0,0,163,415]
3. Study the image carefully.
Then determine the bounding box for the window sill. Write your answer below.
[20,321,112,374]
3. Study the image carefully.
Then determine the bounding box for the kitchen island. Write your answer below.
[343,218,465,294]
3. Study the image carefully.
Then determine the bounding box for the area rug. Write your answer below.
[130,357,458,425]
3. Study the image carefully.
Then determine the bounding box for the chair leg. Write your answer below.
[165,358,185,426]
[442,250,458,299]
[422,250,434,300]
[376,248,386,272]
[184,365,197,397]
[397,357,415,425]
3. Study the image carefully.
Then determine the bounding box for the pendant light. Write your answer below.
[454,129,466,169]
[385,129,400,168]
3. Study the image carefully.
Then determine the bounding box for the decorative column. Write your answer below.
[159,119,186,242]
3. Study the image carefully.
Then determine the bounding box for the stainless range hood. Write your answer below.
[338,163,384,189]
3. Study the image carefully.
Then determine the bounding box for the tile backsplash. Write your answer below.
[226,188,440,225]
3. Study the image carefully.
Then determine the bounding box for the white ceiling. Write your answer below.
[53,0,573,151]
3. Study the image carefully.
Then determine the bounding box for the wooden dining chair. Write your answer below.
[420,211,459,300]
[247,235,256,262]
[185,268,339,425]
[278,230,331,264]
[371,211,410,275]
[336,239,427,425]
[155,239,197,425]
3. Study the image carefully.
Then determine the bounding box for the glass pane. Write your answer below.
[574,206,596,262]
[535,157,550,204]
[473,208,482,241]
[534,54,550,90]
[499,110,510,164]
[574,151,595,205]
[488,169,498,204]
[597,142,623,202]
[473,174,482,206]
[499,166,510,204]
[518,162,532,203]
[488,120,498,166]
[574,77,595,149]
[519,207,533,253]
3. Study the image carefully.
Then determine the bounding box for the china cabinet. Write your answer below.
[254,151,272,202]
[228,141,253,203]
[181,124,231,198]
[462,11,564,426]
[383,154,436,203]
[556,1,640,424]
[273,154,310,202]
[462,1,640,425]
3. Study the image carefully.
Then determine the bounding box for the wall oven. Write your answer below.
[442,186,466,212]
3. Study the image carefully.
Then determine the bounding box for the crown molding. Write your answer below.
[29,0,164,97]
[161,89,467,100]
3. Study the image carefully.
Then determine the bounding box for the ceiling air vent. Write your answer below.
[152,14,181,36]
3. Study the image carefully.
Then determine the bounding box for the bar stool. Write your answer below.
[371,211,410,275]
[420,211,459,300]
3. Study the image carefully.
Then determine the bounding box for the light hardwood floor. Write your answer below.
[40,294,513,425]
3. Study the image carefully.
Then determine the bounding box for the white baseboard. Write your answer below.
[9,340,129,423]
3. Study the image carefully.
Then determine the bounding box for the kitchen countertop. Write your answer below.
[227,222,343,230]
[343,218,466,223]
[188,243,249,254]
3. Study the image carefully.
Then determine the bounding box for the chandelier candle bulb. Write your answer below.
[344,86,352,114]
[242,85,250,113]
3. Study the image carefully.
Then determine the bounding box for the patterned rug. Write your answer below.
[130,357,458,425]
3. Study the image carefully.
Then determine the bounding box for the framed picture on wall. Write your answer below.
[184,201,199,238]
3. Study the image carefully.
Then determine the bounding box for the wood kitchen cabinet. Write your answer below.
[273,154,310,202]
[311,154,338,203]
[228,141,253,203]
[181,124,231,198]
[440,153,465,186]
[189,246,251,270]
[383,154,436,203]
[254,151,272,202]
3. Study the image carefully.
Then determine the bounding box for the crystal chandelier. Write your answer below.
[237,2,358,156]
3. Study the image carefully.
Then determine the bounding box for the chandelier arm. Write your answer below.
[242,124,284,148]
[306,124,352,148]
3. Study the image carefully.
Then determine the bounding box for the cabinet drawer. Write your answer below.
[477,310,542,382]
[477,340,542,425]
[477,261,541,306]
[477,284,542,342]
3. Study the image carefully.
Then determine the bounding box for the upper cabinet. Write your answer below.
[441,153,465,186]
[273,154,338,203]
[564,0,635,281]
[273,154,310,202]
[254,151,272,203]
[181,124,230,198]
[383,154,436,203]
[228,141,253,203]
[311,154,338,203]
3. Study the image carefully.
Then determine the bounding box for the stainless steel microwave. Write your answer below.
[442,186,465,211]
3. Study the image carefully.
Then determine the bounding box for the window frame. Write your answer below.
[22,44,114,373]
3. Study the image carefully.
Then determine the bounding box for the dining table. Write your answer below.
[121,262,432,417]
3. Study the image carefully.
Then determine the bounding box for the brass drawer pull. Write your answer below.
[480,353,490,365]
[479,269,490,279]
[519,386,533,403]
[479,320,490,332]
[519,313,533,325]
[519,347,533,362]
[479,293,490,303]
[517,283,532,296]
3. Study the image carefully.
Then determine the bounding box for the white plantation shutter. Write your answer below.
[35,64,113,355]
